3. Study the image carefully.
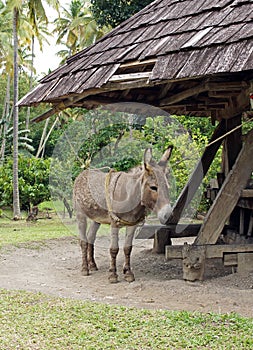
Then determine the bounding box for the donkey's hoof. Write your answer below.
[124,271,135,283]
[89,263,98,271]
[81,269,90,276]
[108,273,118,283]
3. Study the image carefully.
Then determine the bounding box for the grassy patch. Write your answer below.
[0,214,74,249]
[0,209,111,249]
[0,289,252,349]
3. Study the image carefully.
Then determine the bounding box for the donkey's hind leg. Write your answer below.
[123,226,136,282]
[76,209,89,276]
[87,221,100,271]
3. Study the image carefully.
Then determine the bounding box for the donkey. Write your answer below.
[73,147,173,283]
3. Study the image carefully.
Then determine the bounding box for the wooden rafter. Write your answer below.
[160,83,208,106]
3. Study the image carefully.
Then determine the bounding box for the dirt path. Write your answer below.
[1,236,253,317]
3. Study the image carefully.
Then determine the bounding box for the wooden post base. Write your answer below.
[166,243,253,281]
[182,243,206,281]
[153,230,172,254]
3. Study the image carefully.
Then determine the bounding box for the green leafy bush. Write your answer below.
[0,155,51,210]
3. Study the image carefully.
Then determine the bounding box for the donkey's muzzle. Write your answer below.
[157,204,173,225]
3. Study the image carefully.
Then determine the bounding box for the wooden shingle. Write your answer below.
[19,0,253,122]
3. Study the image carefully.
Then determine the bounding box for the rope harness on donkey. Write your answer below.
[105,169,145,227]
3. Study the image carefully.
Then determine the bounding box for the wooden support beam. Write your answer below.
[159,81,249,108]
[135,224,201,239]
[223,116,242,176]
[241,189,253,198]
[217,87,250,120]
[166,243,253,259]
[195,127,253,245]
[208,81,249,91]
[166,119,227,224]
[160,83,207,106]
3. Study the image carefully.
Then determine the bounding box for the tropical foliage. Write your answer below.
[90,0,153,27]
[0,155,51,210]
[54,0,106,60]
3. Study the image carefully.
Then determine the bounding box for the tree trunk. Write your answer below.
[36,117,59,158]
[0,75,11,163]
[36,118,49,158]
[25,36,34,136]
[12,7,21,219]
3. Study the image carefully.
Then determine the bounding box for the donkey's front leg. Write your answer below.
[123,226,136,283]
[109,226,119,283]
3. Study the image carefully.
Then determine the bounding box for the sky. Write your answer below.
[34,1,70,77]
[34,35,64,77]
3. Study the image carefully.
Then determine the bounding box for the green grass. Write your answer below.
[0,289,252,350]
[0,290,253,350]
[0,215,74,248]
[0,208,112,249]
[0,208,253,349]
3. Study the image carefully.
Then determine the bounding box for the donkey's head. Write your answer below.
[141,147,173,225]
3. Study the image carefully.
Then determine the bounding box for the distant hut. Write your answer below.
[19,0,253,280]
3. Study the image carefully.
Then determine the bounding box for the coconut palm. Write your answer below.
[3,0,59,218]
[54,0,106,61]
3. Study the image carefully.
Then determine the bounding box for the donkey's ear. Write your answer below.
[158,146,173,170]
[144,148,153,171]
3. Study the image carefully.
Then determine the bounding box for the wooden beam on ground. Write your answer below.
[195,127,253,245]
[135,224,201,239]
[165,243,253,259]
[166,119,227,224]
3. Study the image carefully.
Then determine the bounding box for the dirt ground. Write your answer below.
[1,235,253,317]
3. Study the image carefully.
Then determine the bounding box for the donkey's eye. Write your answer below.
[150,186,158,192]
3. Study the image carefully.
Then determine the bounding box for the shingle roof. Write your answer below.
[19,0,253,121]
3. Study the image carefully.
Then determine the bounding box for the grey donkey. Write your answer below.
[73,147,173,283]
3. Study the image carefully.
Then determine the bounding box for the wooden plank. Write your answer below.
[223,253,237,266]
[195,128,253,245]
[109,72,151,82]
[166,119,227,224]
[237,253,253,274]
[166,243,253,260]
[241,189,253,198]
[119,58,157,69]
[135,224,201,239]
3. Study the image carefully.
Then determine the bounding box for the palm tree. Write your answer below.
[12,5,20,219]
[54,0,106,61]
[3,0,59,218]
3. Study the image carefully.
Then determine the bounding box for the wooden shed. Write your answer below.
[19,0,253,280]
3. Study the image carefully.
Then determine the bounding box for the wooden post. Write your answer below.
[222,115,242,175]
[223,115,242,229]
[166,119,227,224]
[195,127,253,245]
